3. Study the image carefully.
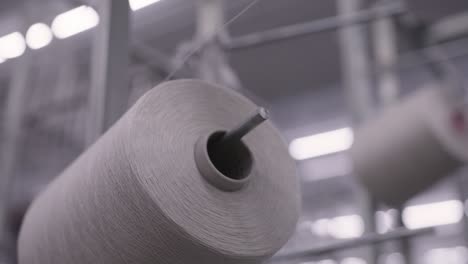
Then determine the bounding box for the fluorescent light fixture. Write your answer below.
[425,247,468,264]
[302,154,353,181]
[341,257,366,264]
[289,128,353,160]
[327,214,364,239]
[309,215,364,239]
[403,200,463,229]
[52,5,99,39]
[26,23,53,49]
[317,260,337,264]
[310,219,330,237]
[385,253,404,264]
[0,32,26,59]
[302,260,337,264]
[129,0,161,11]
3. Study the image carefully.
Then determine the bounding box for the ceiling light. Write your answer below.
[317,260,337,264]
[310,219,330,237]
[327,214,364,239]
[52,5,99,39]
[129,0,161,11]
[289,128,353,160]
[385,253,404,264]
[403,200,463,229]
[425,247,468,264]
[0,32,26,59]
[26,23,53,49]
[302,154,353,181]
[341,257,366,264]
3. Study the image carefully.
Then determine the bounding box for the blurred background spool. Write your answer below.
[350,84,468,207]
[18,80,300,264]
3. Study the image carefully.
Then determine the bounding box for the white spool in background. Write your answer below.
[18,80,300,264]
[351,85,468,207]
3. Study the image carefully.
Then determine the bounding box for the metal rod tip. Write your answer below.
[258,107,269,121]
[219,107,270,146]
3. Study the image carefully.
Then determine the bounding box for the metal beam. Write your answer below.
[372,4,411,263]
[68,0,180,80]
[395,37,468,72]
[427,11,468,44]
[196,0,225,42]
[28,36,468,125]
[86,0,130,145]
[226,2,406,51]
[0,54,31,246]
[131,42,189,78]
[395,206,412,264]
[272,227,434,263]
[337,0,375,124]
[192,0,242,89]
[373,3,400,107]
[394,13,466,101]
[337,1,378,263]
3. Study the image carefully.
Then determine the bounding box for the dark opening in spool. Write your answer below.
[206,131,253,180]
[194,131,253,191]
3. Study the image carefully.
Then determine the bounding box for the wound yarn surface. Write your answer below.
[18,79,300,264]
[351,85,465,206]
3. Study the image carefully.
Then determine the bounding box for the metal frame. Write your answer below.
[272,227,434,263]
[171,0,243,89]
[0,53,31,260]
[337,1,380,263]
[373,1,400,107]
[68,0,186,82]
[427,11,468,44]
[225,1,406,51]
[86,0,130,144]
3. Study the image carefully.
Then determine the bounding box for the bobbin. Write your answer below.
[351,85,468,206]
[18,79,300,264]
